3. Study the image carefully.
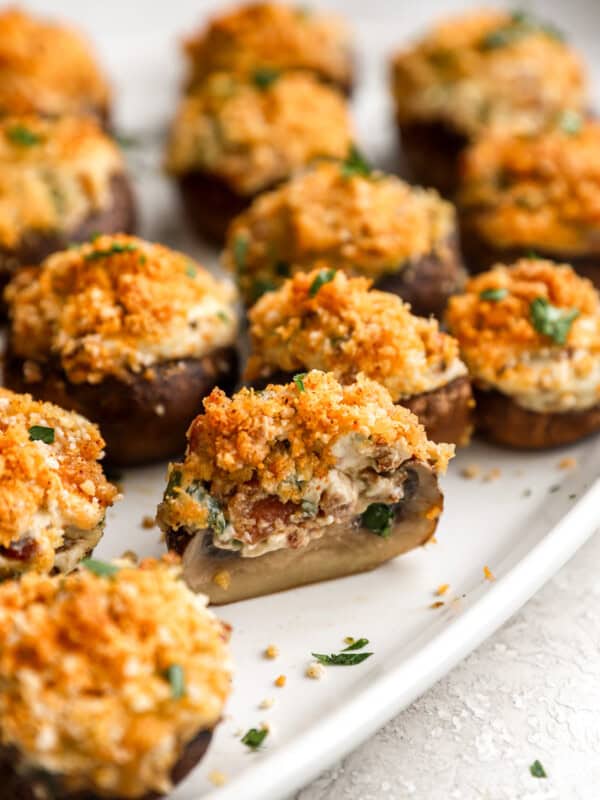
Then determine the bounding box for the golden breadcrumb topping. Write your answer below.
[6,234,239,383]
[0,8,110,119]
[446,259,600,411]
[245,268,465,400]
[183,2,352,90]
[0,388,116,574]
[458,119,600,254]
[165,71,352,195]
[162,370,451,523]
[0,114,125,249]
[0,557,231,797]
[391,9,586,138]
[223,160,455,303]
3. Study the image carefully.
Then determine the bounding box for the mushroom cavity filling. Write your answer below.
[0,557,231,799]
[157,371,454,603]
[0,388,117,579]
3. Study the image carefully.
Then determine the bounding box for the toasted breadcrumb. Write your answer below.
[483,468,502,483]
[436,583,450,596]
[0,8,110,119]
[183,3,352,90]
[430,601,445,609]
[264,644,279,659]
[165,72,352,195]
[484,565,496,581]
[0,557,231,797]
[306,662,326,680]
[141,515,156,529]
[225,163,456,301]
[213,569,231,590]
[274,675,286,688]
[391,9,586,138]
[244,267,466,399]
[558,457,577,470]
[461,463,481,479]
[6,234,238,383]
[208,770,228,787]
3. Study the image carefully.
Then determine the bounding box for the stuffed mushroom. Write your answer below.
[223,159,464,315]
[0,114,135,286]
[458,116,600,285]
[4,235,239,466]
[0,7,111,124]
[0,556,231,799]
[245,267,473,445]
[446,258,600,448]
[157,370,454,604]
[390,9,587,196]
[165,71,352,242]
[0,387,117,578]
[182,2,354,95]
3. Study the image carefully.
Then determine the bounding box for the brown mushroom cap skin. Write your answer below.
[396,120,467,198]
[0,728,213,800]
[166,460,443,604]
[0,173,136,286]
[4,349,239,466]
[474,387,600,449]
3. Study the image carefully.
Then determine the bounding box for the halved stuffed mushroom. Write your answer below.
[458,116,600,285]
[157,371,454,604]
[0,114,135,286]
[0,7,111,124]
[165,71,352,242]
[182,2,354,95]
[4,235,239,466]
[0,556,231,799]
[390,9,587,196]
[223,158,464,316]
[446,258,600,448]
[0,387,117,578]
[245,267,472,444]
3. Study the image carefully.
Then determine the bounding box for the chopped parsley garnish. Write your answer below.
[164,664,186,699]
[275,260,291,277]
[480,11,564,50]
[311,651,373,666]
[7,125,42,146]
[84,242,138,260]
[217,310,230,323]
[529,297,579,345]
[479,287,508,302]
[529,759,547,779]
[81,559,119,578]
[164,469,182,498]
[340,145,372,179]
[293,372,307,392]
[558,109,582,135]
[185,263,197,278]
[241,727,268,749]
[252,67,281,90]
[250,278,276,302]
[361,503,394,538]
[89,231,101,242]
[301,499,318,516]
[233,235,248,273]
[186,481,227,535]
[28,425,55,444]
[308,268,336,297]
[115,133,140,149]
[342,638,369,651]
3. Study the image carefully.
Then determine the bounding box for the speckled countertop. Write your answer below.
[298,532,600,800]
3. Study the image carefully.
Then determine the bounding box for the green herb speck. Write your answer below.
[252,67,281,90]
[480,287,508,302]
[186,263,197,278]
[530,760,547,779]
[7,125,42,146]
[309,269,336,297]
[340,145,372,179]
[241,727,268,749]
[81,559,119,578]
[164,664,186,699]
[311,651,373,666]
[84,242,138,261]
[558,109,582,135]
[293,372,307,392]
[342,637,369,651]
[361,503,394,538]
[530,296,579,345]
[28,425,55,444]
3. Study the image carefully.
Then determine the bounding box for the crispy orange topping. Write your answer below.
[391,9,586,137]
[0,114,125,248]
[446,259,600,410]
[5,234,238,383]
[245,267,464,400]
[223,161,455,302]
[165,72,352,194]
[0,7,110,118]
[0,388,116,574]
[0,557,231,797]
[459,120,600,253]
[183,2,352,90]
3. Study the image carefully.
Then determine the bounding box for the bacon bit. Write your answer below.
[306,662,326,680]
[274,674,286,688]
[140,516,155,529]
[209,770,228,787]
[483,468,501,482]
[264,644,279,659]
[425,505,442,520]
[436,583,450,596]
[483,565,496,581]
[558,456,576,470]
[430,601,444,609]
[212,569,231,590]
[460,463,481,479]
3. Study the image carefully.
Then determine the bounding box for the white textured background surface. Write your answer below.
[22,1,600,797]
